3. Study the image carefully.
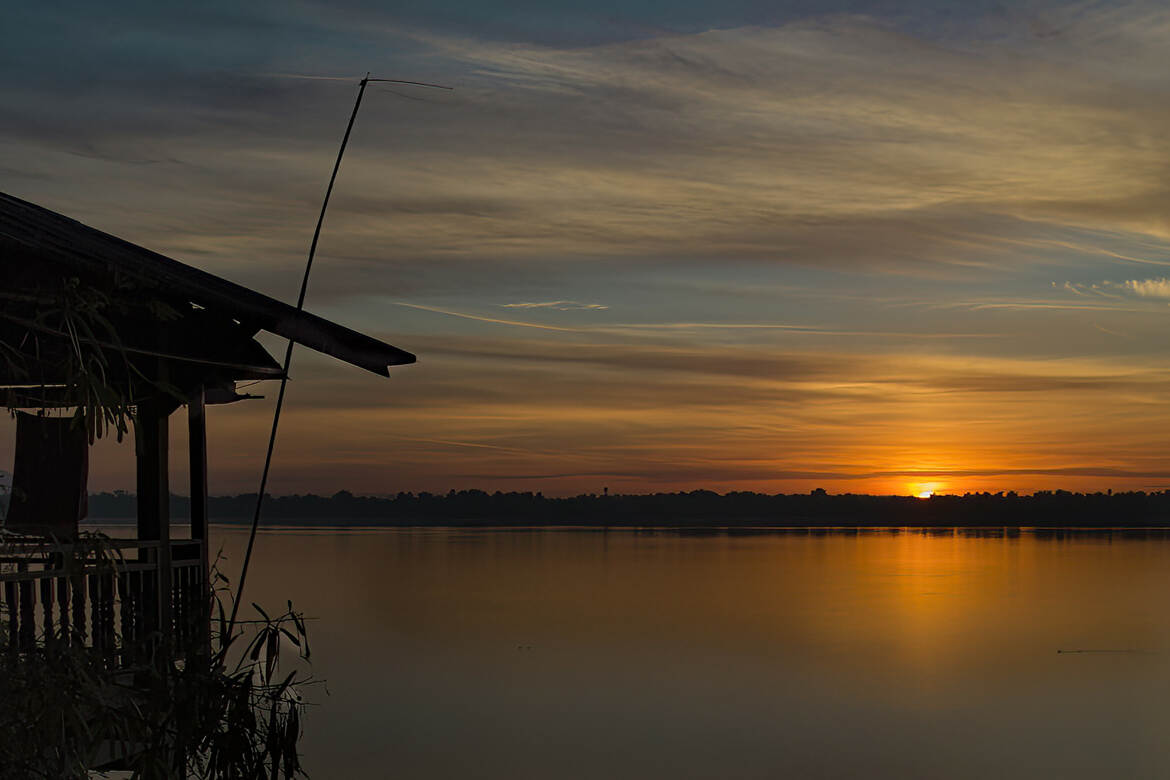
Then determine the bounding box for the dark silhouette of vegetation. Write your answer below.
[0,540,312,779]
[1,274,186,444]
[85,487,1170,528]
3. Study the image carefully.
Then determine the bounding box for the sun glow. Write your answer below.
[910,482,945,499]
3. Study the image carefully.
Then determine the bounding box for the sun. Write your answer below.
[909,481,944,499]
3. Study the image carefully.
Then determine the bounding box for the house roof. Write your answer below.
[0,191,415,376]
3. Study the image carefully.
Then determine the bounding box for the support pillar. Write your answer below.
[135,398,171,641]
[188,388,207,546]
[188,387,210,649]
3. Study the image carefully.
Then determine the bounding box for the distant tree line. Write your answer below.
[83,488,1170,527]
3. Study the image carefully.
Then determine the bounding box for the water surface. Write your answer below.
[202,526,1170,778]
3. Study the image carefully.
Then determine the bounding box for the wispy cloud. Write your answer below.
[10,5,1170,284]
[1122,278,1170,299]
[500,301,608,310]
[1056,278,1170,304]
[10,2,1170,496]
[395,301,1001,339]
[391,302,579,331]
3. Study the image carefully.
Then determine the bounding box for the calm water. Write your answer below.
[197,526,1170,778]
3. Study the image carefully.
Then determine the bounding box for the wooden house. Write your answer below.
[0,191,414,657]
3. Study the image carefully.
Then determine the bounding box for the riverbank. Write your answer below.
[83,488,1170,528]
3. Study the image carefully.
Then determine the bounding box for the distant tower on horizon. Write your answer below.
[603,486,609,497]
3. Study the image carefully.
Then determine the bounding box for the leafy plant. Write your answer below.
[0,275,183,443]
[0,539,314,779]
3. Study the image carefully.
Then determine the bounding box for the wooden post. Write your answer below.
[188,388,210,650]
[188,389,208,549]
[17,562,32,651]
[135,398,171,642]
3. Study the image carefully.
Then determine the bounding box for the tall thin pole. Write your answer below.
[225,73,451,637]
[226,76,371,636]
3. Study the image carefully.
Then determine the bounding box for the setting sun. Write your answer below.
[910,482,945,499]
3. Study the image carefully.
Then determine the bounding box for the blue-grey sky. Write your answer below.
[5,0,1170,496]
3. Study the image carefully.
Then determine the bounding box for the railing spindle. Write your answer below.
[18,563,34,651]
[57,573,71,646]
[102,572,115,659]
[131,569,143,660]
[4,581,17,650]
[174,566,185,646]
[118,571,131,664]
[89,573,101,656]
[71,574,86,645]
[39,578,54,643]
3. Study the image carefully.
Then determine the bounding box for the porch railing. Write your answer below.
[0,538,206,664]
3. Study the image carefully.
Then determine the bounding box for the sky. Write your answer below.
[4,0,1170,497]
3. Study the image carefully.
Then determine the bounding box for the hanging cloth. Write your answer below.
[5,412,88,539]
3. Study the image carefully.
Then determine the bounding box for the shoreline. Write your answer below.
[83,519,1170,533]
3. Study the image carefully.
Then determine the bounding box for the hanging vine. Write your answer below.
[0,274,183,443]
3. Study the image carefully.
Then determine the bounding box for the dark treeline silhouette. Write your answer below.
[82,488,1170,527]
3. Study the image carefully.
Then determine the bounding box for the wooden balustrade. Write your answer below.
[0,538,207,664]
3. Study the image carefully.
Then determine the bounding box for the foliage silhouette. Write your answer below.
[87,487,1170,528]
[0,538,314,779]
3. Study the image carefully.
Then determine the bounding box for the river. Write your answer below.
[198,526,1170,778]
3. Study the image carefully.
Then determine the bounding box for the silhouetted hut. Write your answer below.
[0,191,414,653]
